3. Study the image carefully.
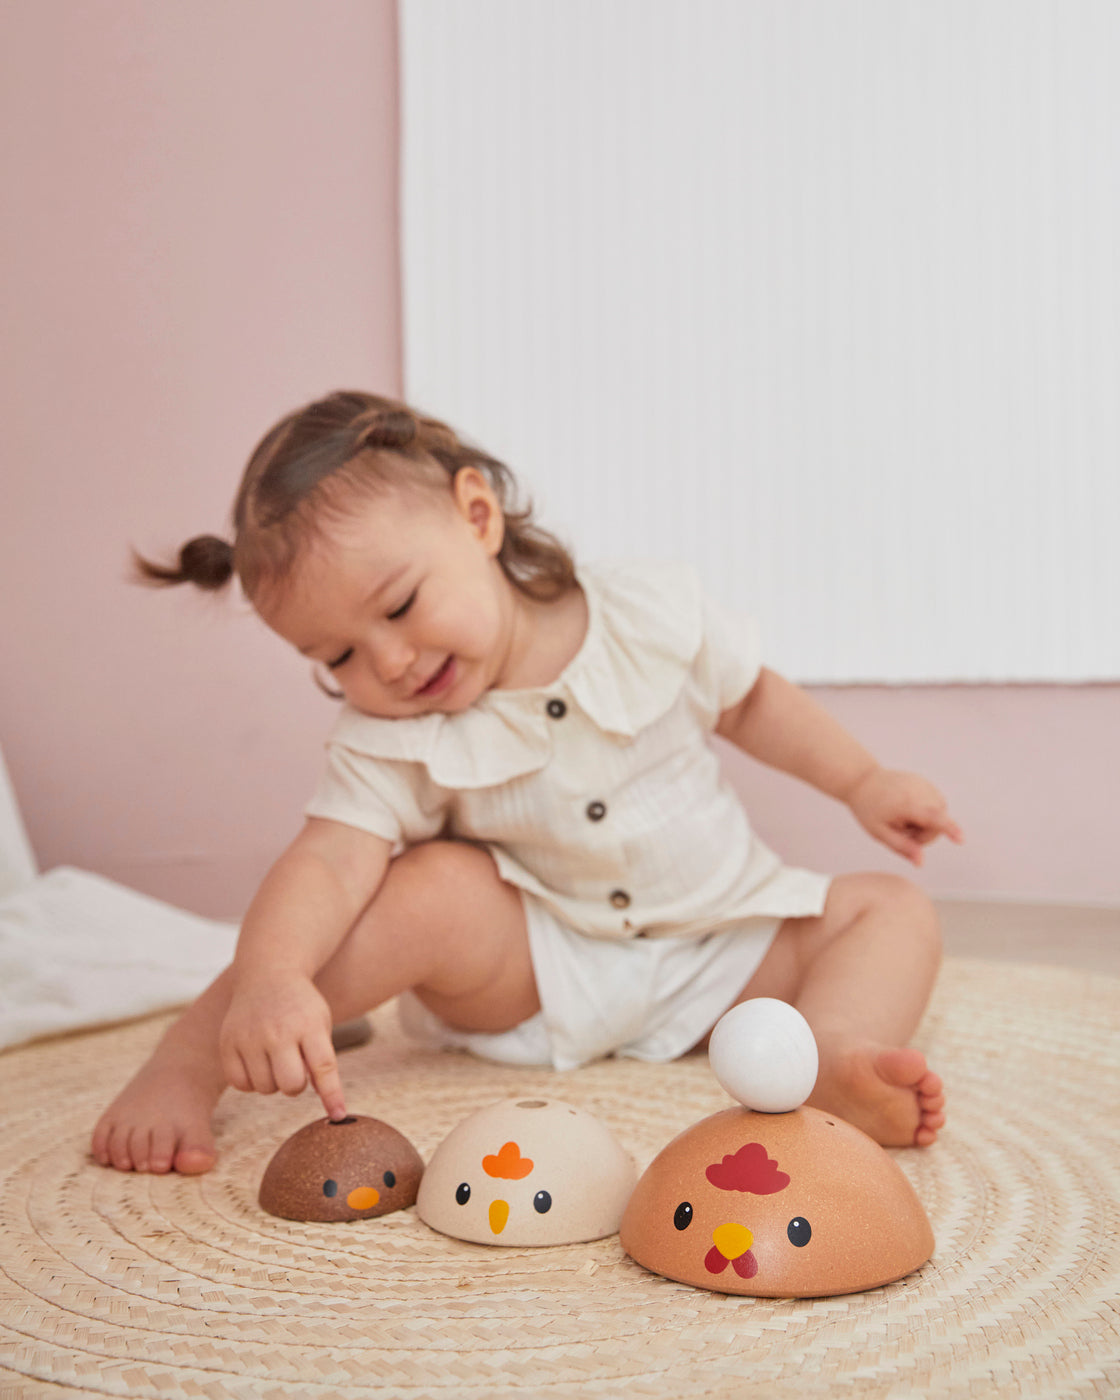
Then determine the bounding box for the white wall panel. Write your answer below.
[401,0,1120,682]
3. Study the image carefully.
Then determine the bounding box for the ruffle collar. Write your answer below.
[321,560,703,788]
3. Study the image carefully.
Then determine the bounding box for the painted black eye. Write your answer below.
[455,1182,471,1205]
[533,1190,552,1214]
[673,1202,693,1231]
[787,1217,812,1247]
[323,1179,339,1198]
[383,1170,396,1188]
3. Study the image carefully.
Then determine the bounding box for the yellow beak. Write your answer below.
[712,1222,754,1260]
[489,1199,510,1234]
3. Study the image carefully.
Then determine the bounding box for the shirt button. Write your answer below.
[546,698,567,719]
[609,889,631,909]
[586,800,607,822]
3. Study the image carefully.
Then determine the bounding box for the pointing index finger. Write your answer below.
[939,815,966,844]
[303,1033,347,1121]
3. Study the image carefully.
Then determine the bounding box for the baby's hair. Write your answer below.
[135,390,576,603]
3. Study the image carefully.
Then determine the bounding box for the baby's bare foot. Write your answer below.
[91,1053,224,1174]
[809,1040,946,1147]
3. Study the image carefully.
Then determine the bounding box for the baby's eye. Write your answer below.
[387,589,417,621]
[327,647,354,670]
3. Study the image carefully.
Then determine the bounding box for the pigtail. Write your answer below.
[353,408,418,453]
[133,534,235,591]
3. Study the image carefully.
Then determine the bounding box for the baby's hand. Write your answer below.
[218,971,347,1121]
[846,767,964,866]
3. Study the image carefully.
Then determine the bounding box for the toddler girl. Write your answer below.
[93,390,962,1175]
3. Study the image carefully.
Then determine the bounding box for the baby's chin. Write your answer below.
[349,669,486,720]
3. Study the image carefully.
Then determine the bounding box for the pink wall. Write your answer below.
[2,3,1116,917]
[721,685,1119,906]
[1,1,402,916]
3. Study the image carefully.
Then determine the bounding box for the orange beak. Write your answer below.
[346,1186,381,1212]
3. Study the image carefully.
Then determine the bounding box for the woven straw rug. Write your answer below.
[1,957,1117,1400]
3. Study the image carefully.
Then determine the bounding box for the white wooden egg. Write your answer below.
[707,998,819,1112]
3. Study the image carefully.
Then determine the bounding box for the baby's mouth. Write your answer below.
[414,656,455,698]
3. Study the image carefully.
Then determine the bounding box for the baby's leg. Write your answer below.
[723,873,945,1147]
[91,842,535,1173]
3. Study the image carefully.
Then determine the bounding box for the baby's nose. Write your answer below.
[372,637,416,684]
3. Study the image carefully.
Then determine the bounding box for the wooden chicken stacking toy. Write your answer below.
[417,1097,636,1245]
[259,1114,424,1222]
[620,999,935,1297]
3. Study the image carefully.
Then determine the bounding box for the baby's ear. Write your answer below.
[453,468,505,554]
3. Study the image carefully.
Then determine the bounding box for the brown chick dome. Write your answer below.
[259,1115,424,1222]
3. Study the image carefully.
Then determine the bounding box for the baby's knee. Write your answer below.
[872,873,941,960]
[835,871,941,958]
[384,840,497,913]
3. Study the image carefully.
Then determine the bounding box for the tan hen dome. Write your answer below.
[621,1000,934,1297]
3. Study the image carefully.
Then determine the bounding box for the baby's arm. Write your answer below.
[219,817,391,1119]
[716,668,964,865]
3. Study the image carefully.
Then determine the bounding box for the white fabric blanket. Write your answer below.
[0,866,237,1052]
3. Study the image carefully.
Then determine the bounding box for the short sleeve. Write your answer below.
[304,744,450,847]
[685,593,763,728]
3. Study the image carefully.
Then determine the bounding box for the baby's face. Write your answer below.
[257,472,515,718]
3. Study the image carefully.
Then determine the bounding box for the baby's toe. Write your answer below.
[131,1131,153,1173]
[107,1124,137,1172]
[173,1138,217,1175]
[917,1072,946,1119]
[147,1124,178,1174]
[914,1096,946,1146]
[91,1118,112,1168]
[916,1068,943,1098]
[875,1045,929,1090]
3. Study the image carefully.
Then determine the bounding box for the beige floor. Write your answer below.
[936,897,1120,975]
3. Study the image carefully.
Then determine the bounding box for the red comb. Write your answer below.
[706,1142,789,1194]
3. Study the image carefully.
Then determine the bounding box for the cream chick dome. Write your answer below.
[416,1098,636,1246]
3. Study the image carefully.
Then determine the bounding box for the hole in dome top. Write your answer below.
[328,1116,358,1126]
[516,1100,549,1109]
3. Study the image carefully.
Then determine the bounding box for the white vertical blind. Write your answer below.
[401,0,1120,682]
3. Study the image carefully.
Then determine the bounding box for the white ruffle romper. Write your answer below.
[305,560,830,1070]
